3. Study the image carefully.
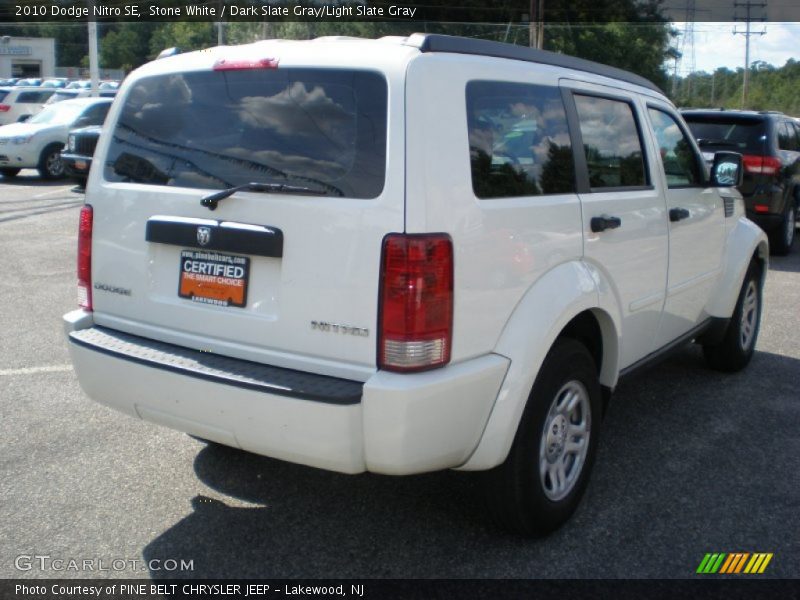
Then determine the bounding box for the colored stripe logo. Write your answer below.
[697,552,773,574]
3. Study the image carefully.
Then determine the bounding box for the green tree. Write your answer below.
[671,59,800,114]
[543,0,672,90]
[100,25,153,72]
[148,22,215,58]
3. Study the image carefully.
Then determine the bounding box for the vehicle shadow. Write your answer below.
[768,249,800,273]
[143,448,495,579]
[141,347,800,579]
[0,173,70,187]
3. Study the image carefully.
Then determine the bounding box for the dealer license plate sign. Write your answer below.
[179,249,249,308]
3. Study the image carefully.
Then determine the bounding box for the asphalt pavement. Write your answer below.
[1,172,798,579]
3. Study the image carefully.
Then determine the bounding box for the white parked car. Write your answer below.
[0,97,111,179]
[0,86,56,126]
[64,34,768,535]
[44,89,92,105]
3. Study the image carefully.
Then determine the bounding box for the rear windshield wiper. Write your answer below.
[200,182,327,210]
[696,139,737,148]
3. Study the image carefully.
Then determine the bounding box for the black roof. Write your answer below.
[681,108,781,122]
[406,34,662,94]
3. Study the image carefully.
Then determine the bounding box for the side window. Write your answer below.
[777,122,790,150]
[778,121,798,151]
[466,81,575,199]
[81,103,110,126]
[573,94,647,189]
[647,108,703,187]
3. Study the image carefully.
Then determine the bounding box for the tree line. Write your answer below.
[0,0,672,90]
[672,60,800,115]
[2,7,798,115]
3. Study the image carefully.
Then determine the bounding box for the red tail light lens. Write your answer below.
[742,155,781,175]
[77,204,93,310]
[213,57,279,71]
[0,104,10,112]
[378,233,453,373]
[761,156,781,175]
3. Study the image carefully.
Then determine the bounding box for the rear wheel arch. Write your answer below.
[559,308,619,390]
[459,261,621,472]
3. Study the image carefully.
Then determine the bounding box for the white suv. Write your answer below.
[0,97,111,179]
[64,34,768,535]
[0,86,55,125]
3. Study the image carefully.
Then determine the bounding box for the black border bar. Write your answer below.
[146,217,284,259]
[69,326,363,405]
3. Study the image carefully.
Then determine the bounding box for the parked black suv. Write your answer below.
[61,125,102,187]
[682,109,800,255]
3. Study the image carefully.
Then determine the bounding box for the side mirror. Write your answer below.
[17,114,31,123]
[710,151,743,187]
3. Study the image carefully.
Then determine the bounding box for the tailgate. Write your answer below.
[87,64,403,379]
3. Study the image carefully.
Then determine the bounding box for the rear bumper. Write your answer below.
[64,311,509,475]
[746,211,784,232]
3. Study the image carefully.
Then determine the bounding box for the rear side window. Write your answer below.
[466,81,575,198]
[682,116,767,155]
[16,91,54,104]
[104,69,388,198]
[778,121,798,151]
[80,102,110,126]
[0,90,7,103]
[574,94,647,189]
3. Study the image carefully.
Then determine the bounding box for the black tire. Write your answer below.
[484,337,601,536]
[703,261,762,372]
[0,168,20,178]
[768,204,795,256]
[37,144,65,180]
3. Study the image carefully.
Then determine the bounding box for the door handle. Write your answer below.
[590,214,622,233]
[669,207,691,222]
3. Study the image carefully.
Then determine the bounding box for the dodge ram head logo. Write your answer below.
[196,226,211,246]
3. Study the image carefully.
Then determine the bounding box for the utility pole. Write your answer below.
[710,71,716,105]
[681,0,696,102]
[529,0,544,49]
[217,0,225,45]
[733,1,767,109]
[87,0,99,96]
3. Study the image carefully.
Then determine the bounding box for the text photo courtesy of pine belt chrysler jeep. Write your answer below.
[63,34,768,536]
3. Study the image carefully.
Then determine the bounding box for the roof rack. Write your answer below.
[404,33,662,94]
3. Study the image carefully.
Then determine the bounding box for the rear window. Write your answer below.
[50,91,79,103]
[0,90,7,103]
[682,115,767,155]
[104,68,388,198]
[16,90,54,104]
